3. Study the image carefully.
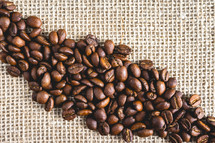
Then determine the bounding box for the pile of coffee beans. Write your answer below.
[0,1,214,142]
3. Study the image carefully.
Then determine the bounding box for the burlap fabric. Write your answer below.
[0,0,214,142]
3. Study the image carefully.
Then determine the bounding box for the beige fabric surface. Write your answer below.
[0,0,215,142]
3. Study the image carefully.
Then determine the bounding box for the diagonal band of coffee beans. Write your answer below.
[0,1,213,142]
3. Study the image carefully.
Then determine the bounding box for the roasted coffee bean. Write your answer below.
[94,87,106,100]
[29,28,42,38]
[74,48,82,63]
[76,102,88,109]
[104,40,114,55]
[169,133,183,143]
[104,69,115,82]
[18,60,29,71]
[0,51,7,63]
[90,78,104,87]
[55,94,67,106]
[104,83,115,98]
[168,122,180,133]
[161,110,173,125]
[117,107,125,120]
[189,94,201,107]
[36,36,50,46]
[197,120,211,132]
[85,44,95,56]
[29,82,41,92]
[137,129,153,137]
[181,132,191,142]
[55,80,66,89]
[174,110,186,122]
[127,96,136,103]
[197,135,209,143]
[8,23,17,36]
[72,85,87,95]
[118,94,127,106]
[45,97,54,111]
[185,113,197,124]
[135,111,146,122]
[141,70,150,81]
[180,118,191,131]
[68,63,84,74]
[85,34,98,47]
[146,92,157,100]
[167,77,177,88]
[59,47,73,57]
[0,17,10,32]
[16,20,26,30]
[207,116,215,126]
[49,89,62,96]
[97,47,106,57]
[96,97,110,108]
[62,108,76,120]
[36,91,50,104]
[150,81,156,93]
[171,94,182,109]
[29,41,41,50]
[49,31,58,45]
[131,122,146,132]
[77,109,92,116]
[164,89,176,100]
[41,72,51,89]
[54,53,68,61]
[122,128,133,142]
[110,57,123,67]
[151,111,160,117]
[182,98,191,110]
[26,16,42,28]
[144,101,154,111]
[8,45,21,53]
[56,29,66,44]
[90,52,99,67]
[112,53,127,61]
[139,60,153,70]
[125,107,137,116]
[20,31,31,41]
[151,116,166,130]
[63,39,75,49]
[160,68,169,82]
[62,101,74,111]
[100,57,111,69]
[94,108,107,122]
[157,130,167,138]
[86,117,97,130]
[139,77,149,92]
[116,66,128,82]
[12,53,25,60]
[107,114,119,125]
[7,66,21,77]
[194,107,205,119]
[82,55,93,67]
[115,45,131,55]
[6,55,16,65]
[156,80,166,96]
[155,101,170,110]
[98,122,110,136]
[115,82,125,92]
[111,123,124,135]
[11,12,22,22]
[133,100,143,111]
[12,36,25,48]
[128,77,142,92]
[0,9,10,17]
[190,125,201,136]
[81,79,93,87]
[129,64,141,78]
[123,116,135,127]
[85,87,93,102]
[124,60,132,68]
[151,68,159,80]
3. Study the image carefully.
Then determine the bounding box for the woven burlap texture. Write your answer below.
[0,0,214,142]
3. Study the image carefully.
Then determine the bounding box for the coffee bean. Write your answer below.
[167,77,177,88]
[181,132,191,142]
[41,72,51,89]
[90,52,99,67]
[127,76,142,92]
[135,111,146,122]
[104,69,115,82]
[122,128,133,142]
[90,78,104,87]
[169,133,183,143]
[45,97,54,111]
[0,51,7,63]
[29,28,42,38]
[161,110,173,125]
[144,101,154,111]
[131,122,146,132]
[36,91,50,104]
[146,92,157,100]
[139,60,153,70]
[74,48,82,63]
[98,122,110,135]
[8,45,21,53]
[160,68,169,82]
[97,47,106,57]
[49,31,58,45]
[100,57,111,70]
[133,100,143,111]
[0,17,10,32]
[96,97,110,108]
[157,130,167,138]
[104,83,115,98]
[128,64,141,78]
[155,101,170,111]
[16,20,26,30]
[85,44,95,56]
[56,80,66,89]
[26,16,42,28]
[139,77,149,92]
[115,45,131,55]
[190,125,201,136]
[116,66,128,82]
[111,123,124,135]
[125,107,137,116]
[68,63,84,74]
[185,113,197,124]
[117,107,125,120]
[110,57,123,68]
[137,129,153,137]
[86,117,97,130]
[206,116,215,127]
[112,53,127,61]
[151,68,159,80]
[189,94,201,107]
[12,36,25,48]
[171,94,182,109]
[164,89,176,100]
[194,107,205,119]
[197,135,209,143]
[63,39,75,49]
[72,85,87,95]
[7,66,21,77]
[62,101,74,111]
[197,120,211,132]
[77,109,92,116]
[85,34,98,47]
[94,108,107,122]
[36,36,50,46]
[104,40,115,55]
[0,9,10,17]
[107,114,119,125]
[156,80,166,95]
[151,116,166,130]
[168,122,180,133]
[123,116,135,127]
[57,29,66,44]
[180,118,191,131]
[62,108,76,120]
[8,23,17,36]
[6,55,16,65]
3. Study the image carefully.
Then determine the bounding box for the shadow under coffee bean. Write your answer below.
[0,1,214,143]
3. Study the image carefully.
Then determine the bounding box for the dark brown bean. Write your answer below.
[104,83,115,98]
[135,111,146,122]
[151,68,159,80]
[85,34,98,47]
[49,31,58,45]
[77,109,92,116]
[115,45,131,55]
[160,68,169,82]
[62,108,76,120]
[137,129,153,137]
[116,66,128,82]
[7,66,21,77]
[68,63,84,74]
[26,16,42,28]
[0,17,10,32]
[161,110,173,125]
[36,91,50,104]
[29,28,42,38]
[12,36,25,48]
[107,115,119,125]
[111,123,124,135]
[189,94,201,107]
[94,108,107,122]
[169,133,183,143]
[8,23,17,36]
[45,97,54,112]
[156,80,166,95]
[151,116,166,130]
[139,60,153,70]
[86,117,97,130]
[122,128,133,142]
[55,94,67,106]
[98,122,110,136]
[194,107,205,119]
[181,132,191,142]
[167,77,177,88]
[180,118,191,131]
[190,125,201,136]
[96,97,110,108]
[128,77,142,92]
[197,120,211,132]
[123,116,135,127]
[197,135,209,143]
[6,55,16,65]
[16,20,26,30]
[18,60,29,71]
